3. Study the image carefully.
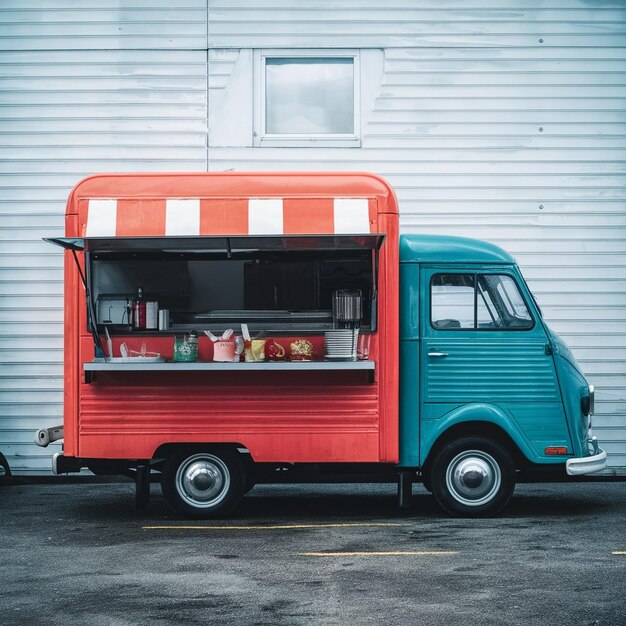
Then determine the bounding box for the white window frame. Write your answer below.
[253,49,361,148]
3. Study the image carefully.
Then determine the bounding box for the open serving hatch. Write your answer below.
[45,233,385,334]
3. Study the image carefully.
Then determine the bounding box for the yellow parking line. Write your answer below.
[143,522,407,531]
[298,551,459,557]
[612,551,626,555]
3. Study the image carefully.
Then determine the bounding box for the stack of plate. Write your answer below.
[324,329,358,361]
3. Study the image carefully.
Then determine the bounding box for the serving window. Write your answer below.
[48,235,383,334]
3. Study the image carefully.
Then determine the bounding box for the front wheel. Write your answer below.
[161,447,245,518]
[430,436,515,517]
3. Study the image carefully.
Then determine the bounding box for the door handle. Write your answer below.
[428,351,448,358]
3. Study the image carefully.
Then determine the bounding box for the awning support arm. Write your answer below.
[71,249,105,362]
[71,249,87,290]
[370,248,379,331]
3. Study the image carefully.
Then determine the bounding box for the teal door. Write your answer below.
[399,263,420,467]
[419,267,571,461]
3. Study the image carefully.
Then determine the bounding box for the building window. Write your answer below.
[254,50,360,147]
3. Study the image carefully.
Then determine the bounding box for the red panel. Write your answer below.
[200,198,248,235]
[283,198,334,234]
[79,433,381,464]
[377,212,400,462]
[63,214,79,456]
[77,335,380,462]
[367,197,378,232]
[116,199,166,237]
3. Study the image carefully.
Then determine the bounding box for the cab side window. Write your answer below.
[431,274,474,329]
[431,273,533,330]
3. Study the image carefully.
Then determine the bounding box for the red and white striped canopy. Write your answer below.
[83,197,376,238]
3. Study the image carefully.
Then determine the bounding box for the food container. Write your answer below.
[174,333,198,362]
[245,339,266,362]
[265,339,287,361]
[289,339,313,361]
[204,329,244,362]
[213,340,237,362]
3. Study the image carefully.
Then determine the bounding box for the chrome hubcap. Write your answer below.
[175,453,230,508]
[445,450,501,507]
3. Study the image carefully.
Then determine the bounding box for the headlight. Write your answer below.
[581,385,595,417]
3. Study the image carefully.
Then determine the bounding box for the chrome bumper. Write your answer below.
[52,452,62,475]
[566,437,607,476]
[52,453,83,475]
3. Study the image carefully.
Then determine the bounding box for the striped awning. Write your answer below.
[82,197,375,238]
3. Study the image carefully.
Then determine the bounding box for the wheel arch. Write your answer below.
[421,408,536,476]
[152,442,253,463]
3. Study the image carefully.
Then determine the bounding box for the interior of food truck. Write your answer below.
[48,234,382,336]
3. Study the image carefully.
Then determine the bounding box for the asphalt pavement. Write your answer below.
[0,480,624,626]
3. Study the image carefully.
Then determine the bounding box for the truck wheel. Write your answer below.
[0,451,10,478]
[244,476,256,494]
[161,447,245,519]
[430,436,515,517]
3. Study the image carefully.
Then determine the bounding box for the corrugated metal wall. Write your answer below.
[207,0,626,471]
[1,1,624,472]
[0,1,207,473]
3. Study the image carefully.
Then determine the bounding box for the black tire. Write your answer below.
[430,436,515,517]
[161,447,245,519]
[0,451,10,478]
[242,456,257,493]
[244,476,256,494]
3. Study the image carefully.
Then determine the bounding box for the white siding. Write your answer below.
[0,0,207,50]
[0,3,207,474]
[207,0,626,48]
[208,1,626,472]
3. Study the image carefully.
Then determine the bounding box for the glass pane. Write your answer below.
[480,274,533,329]
[265,58,354,135]
[477,282,501,329]
[431,274,475,329]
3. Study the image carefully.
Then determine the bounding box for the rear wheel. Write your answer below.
[0,451,10,478]
[161,447,245,518]
[430,436,515,517]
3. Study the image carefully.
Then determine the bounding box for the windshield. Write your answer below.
[520,275,543,317]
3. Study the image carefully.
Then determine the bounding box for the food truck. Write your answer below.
[36,172,606,518]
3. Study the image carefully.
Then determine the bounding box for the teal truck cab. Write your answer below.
[399,234,606,516]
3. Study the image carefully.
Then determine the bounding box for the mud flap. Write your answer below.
[134,463,151,510]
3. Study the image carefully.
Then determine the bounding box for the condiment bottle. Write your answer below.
[145,300,158,330]
[133,287,146,329]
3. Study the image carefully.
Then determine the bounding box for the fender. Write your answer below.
[420,403,540,465]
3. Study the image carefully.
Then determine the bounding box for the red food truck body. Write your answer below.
[58,173,399,471]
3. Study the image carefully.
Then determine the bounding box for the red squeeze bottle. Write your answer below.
[133,287,146,329]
